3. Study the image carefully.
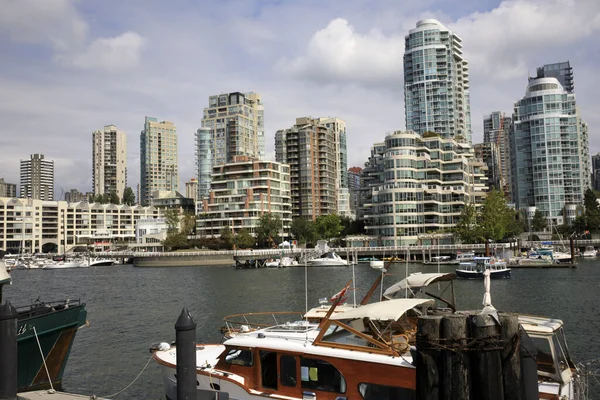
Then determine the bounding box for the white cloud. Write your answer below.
[277,18,405,86]
[61,32,146,72]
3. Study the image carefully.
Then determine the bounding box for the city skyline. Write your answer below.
[0,0,599,194]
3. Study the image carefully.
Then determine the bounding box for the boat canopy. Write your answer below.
[0,262,11,285]
[383,272,455,300]
[330,298,434,321]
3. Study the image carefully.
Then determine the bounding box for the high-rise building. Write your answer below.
[483,112,512,195]
[593,154,600,191]
[195,127,212,201]
[140,117,178,206]
[65,189,93,203]
[404,19,472,142]
[20,154,54,200]
[0,178,17,198]
[532,61,574,93]
[510,76,590,226]
[185,178,198,203]
[275,117,348,219]
[92,124,127,200]
[347,167,362,214]
[474,142,502,191]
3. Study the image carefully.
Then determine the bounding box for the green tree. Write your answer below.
[109,190,120,205]
[290,217,317,245]
[233,228,255,249]
[180,213,196,235]
[583,189,600,232]
[220,227,233,249]
[315,214,343,241]
[532,209,547,232]
[478,189,515,242]
[163,209,180,234]
[256,213,281,247]
[422,131,441,138]
[163,233,189,250]
[122,186,136,206]
[453,203,482,243]
[340,216,365,237]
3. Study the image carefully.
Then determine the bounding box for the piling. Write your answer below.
[499,313,524,400]
[470,314,504,400]
[569,237,575,265]
[0,302,17,400]
[175,307,197,400]
[416,315,442,400]
[440,314,469,399]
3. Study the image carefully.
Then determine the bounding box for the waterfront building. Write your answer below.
[65,189,93,203]
[134,217,168,252]
[483,111,511,196]
[195,127,212,201]
[474,142,502,191]
[196,157,291,240]
[403,19,472,143]
[92,124,127,200]
[361,131,488,246]
[347,167,362,214]
[0,178,17,198]
[510,76,590,226]
[532,61,574,94]
[592,154,600,191]
[150,190,195,214]
[356,142,386,222]
[0,197,161,253]
[275,116,349,219]
[20,154,54,200]
[140,117,178,206]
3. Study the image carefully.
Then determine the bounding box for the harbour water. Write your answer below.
[6,259,600,399]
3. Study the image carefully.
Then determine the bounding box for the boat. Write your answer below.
[265,257,298,268]
[358,256,379,262]
[42,259,84,269]
[0,262,88,392]
[369,259,385,269]
[306,252,348,267]
[456,250,475,262]
[87,257,116,267]
[582,246,597,258]
[455,257,511,279]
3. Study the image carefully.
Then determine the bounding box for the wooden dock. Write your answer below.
[18,390,106,399]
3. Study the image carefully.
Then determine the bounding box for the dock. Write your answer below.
[18,390,106,399]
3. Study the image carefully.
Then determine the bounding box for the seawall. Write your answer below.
[133,253,234,267]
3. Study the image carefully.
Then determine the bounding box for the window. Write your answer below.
[224,348,253,366]
[300,357,346,393]
[358,383,416,400]
[280,355,297,387]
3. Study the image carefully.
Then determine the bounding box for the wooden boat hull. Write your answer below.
[17,301,87,392]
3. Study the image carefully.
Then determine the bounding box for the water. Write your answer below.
[6,259,600,399]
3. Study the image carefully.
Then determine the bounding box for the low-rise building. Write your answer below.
[196,157,291,240]
[0,197,161,253]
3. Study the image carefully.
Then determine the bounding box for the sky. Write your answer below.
[0,0,599,197]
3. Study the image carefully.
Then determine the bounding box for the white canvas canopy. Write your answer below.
[330,298,434,321]
[0,262,11,285]
[383,272,455,300]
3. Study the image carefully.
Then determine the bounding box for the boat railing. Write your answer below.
[220,311,306,337]
[15,299,83,319]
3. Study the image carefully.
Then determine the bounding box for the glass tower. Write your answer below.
[404,19,472,143]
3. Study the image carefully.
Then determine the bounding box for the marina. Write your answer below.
[2,258,600,398]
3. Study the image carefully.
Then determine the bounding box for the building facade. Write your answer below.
[195,127,213,201]
[275,117,348,219]
[196,158,291,240]
[510,77,590,226]
[404,19,472,143]
[0,197,161,253]
[20,154,54,200]
[533,61,574,94]
[347,167,362,214]
[92,124,127,200]
[361,131,488,245]
[140,117,178,206]
[483,111,511,196]
[65,189,93,203]
[592,154,600,191]
[0,178,17,198]
[185,178,199,203]
[474,142,502,191]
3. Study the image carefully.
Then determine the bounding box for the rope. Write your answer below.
[32,326,56,394]
[104,354,153,398]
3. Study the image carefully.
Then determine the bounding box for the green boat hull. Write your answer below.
[17,301,87,392]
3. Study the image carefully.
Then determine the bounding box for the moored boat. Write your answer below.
[455,257,511,279]
[306,252,348,267]
[582,246,597,258]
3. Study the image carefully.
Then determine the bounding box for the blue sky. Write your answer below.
[0,0,599,196]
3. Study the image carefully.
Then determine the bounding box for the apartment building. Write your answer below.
[20,154,54,200]
[275,117,349,219]
[404,19,472,143]
[140,117,178,206]
[0,178,17,198]
[0,197,161,253]
[474,142,502,191]
[361,131,488,246]
[196,157,291,240]
[93,124,127,200]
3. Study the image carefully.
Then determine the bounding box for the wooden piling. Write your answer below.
[416,315,443,400]
[499,313,524,400]
[440,314,470,400]
[469,314,504,400]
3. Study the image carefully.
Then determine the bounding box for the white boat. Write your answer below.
[87,257,116,267]
[42,259,85,269]
[582,246,597,257]
[306,251,348,266]
[455,257,511,279]
[265,257,298,268]
[456,251,475,261]
[369,260,385,269]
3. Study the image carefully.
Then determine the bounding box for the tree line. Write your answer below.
[88,186,136,205]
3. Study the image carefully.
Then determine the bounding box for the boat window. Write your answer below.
[552,333,570,372]
[300,357,346,393]
[358,382,416,400]
[280,355,297,387]
[260,351,278,390]
[225,348,253,366]
[530,336,556,375]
